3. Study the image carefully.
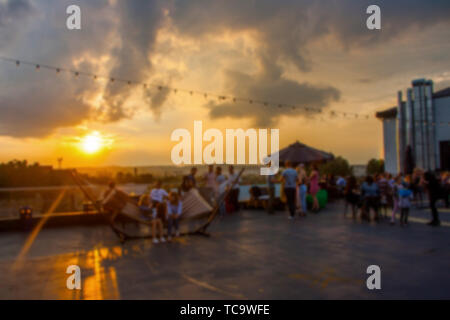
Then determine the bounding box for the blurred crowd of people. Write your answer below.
[104,164,448,246]
[341,169,449,226]
[180,165,241,217]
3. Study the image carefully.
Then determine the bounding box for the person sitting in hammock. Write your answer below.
[149,180,168,243]
[138,193,165,244]
[101,181,118,206]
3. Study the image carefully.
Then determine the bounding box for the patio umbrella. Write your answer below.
[270,141,334,166]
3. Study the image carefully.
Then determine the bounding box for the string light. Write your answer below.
[0,56,374,121]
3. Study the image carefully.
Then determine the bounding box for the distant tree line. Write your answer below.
[0,160,73,188]
[0,160,159,188]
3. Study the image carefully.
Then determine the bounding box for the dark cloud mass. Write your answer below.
[0,0,450,137]
[0,0,35,46]
[170,0,450,124]
[100,0,167,122]
[208,60,340,126]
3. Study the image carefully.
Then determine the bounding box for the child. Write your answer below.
[150,180,168,214]
[149,180,168,243]
[138,194,165,243]
[398,181,413,226]
[166,191,183,240]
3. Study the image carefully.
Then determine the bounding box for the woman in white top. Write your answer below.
[149,180,168,243]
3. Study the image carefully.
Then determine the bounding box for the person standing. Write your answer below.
[309,164,320,212]
[227,165,240,212]
[215,167,227,217]
[282,161,298,219]
[344,176,359,220]
[203,165,216,205]
[377,173,390,218]
[390,175,402,225]
[423,171,441,226]
[398,181,413,226]
[187,167,198,188]
[297,164,308,215]
[266,162,277,214]
[336,176,347,196]
[360,176,380,221]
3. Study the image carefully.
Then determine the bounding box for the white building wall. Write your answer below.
[434,96,450,169]
[383,118,398,174]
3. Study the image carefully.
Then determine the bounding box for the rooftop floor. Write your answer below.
[1,202,449,299]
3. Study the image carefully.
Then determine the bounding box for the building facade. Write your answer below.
[376,79,450,174]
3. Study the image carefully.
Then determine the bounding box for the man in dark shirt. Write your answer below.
[424,171,441,226]
[187,167,198,188]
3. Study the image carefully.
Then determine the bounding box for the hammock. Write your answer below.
[70,168,244,242]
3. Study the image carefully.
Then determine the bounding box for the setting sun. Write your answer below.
[80,132,107,154]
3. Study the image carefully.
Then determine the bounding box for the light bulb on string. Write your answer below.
[0,55,377,122]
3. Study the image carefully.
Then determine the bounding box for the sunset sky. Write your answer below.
[1,0,450,168]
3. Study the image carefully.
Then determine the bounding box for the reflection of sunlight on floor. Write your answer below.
[83,248,120,300]
[289,267,364,289]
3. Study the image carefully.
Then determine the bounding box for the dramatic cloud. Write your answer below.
[0,0,35,47]
[170,0,450,124]
[0,0,172,137]
[1,0,450,137]
[100,0,168,122]
[207,58,340,126]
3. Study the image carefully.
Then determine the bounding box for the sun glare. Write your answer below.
[81,132,105,154]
